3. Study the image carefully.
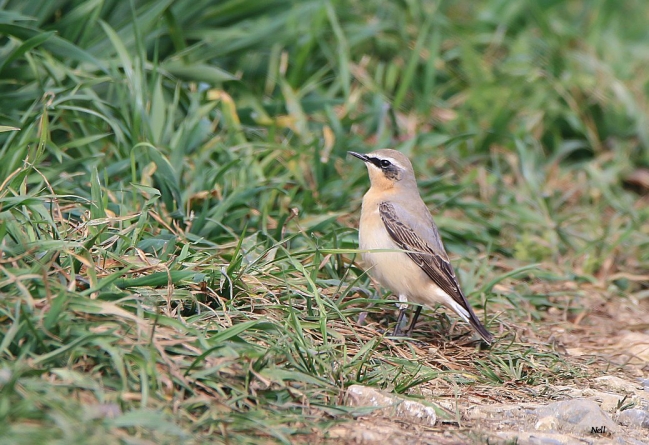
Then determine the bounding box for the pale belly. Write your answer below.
[359,210,434,304]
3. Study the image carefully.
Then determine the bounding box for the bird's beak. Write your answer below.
[348,151,369,162]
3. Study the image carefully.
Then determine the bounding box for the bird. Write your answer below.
[349,149,493,344]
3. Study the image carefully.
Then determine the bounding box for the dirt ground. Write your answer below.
[316,292,649,444]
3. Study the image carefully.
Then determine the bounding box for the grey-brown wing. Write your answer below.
[379,201,493,343]
[378,201,467,307]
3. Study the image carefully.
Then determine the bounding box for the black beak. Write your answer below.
[348,151,369,162]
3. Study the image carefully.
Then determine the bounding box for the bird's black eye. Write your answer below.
[380,159,391,168]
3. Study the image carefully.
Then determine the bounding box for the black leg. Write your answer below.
[405,305,422,337]
[392,306,408,336]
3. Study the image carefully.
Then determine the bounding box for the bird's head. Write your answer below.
[348,149,416,190]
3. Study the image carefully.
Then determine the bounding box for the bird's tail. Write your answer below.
[448,299,493,344]
[467,313,493,344]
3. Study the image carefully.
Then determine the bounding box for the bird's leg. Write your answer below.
[392,306,408,336]
[405,305,422,337]
[392,295,409,336]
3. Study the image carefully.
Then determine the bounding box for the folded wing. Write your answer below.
[379,201,493,343]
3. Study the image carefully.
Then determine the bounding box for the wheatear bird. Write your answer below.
[350,149,493,344]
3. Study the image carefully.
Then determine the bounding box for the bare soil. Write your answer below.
[310,291,649,444]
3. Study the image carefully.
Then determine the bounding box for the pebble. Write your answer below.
[618,409,649,429]
[346,384,437,426]
[534,399,618,435]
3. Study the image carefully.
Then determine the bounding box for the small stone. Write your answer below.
[640,379,649,391]
[346,384,437,426]
[613,332,649,364]
[535,416,559,431]
[357,430,383,442]
[534,399,618,435]
[595,376,642,393]
[617,409,649,429]
[464,403,534,420]
[581,388,635,413]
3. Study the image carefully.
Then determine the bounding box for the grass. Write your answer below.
[1,0,649,443]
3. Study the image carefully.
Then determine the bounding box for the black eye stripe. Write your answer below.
[368,157,393,169]
[368,156,401,180]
